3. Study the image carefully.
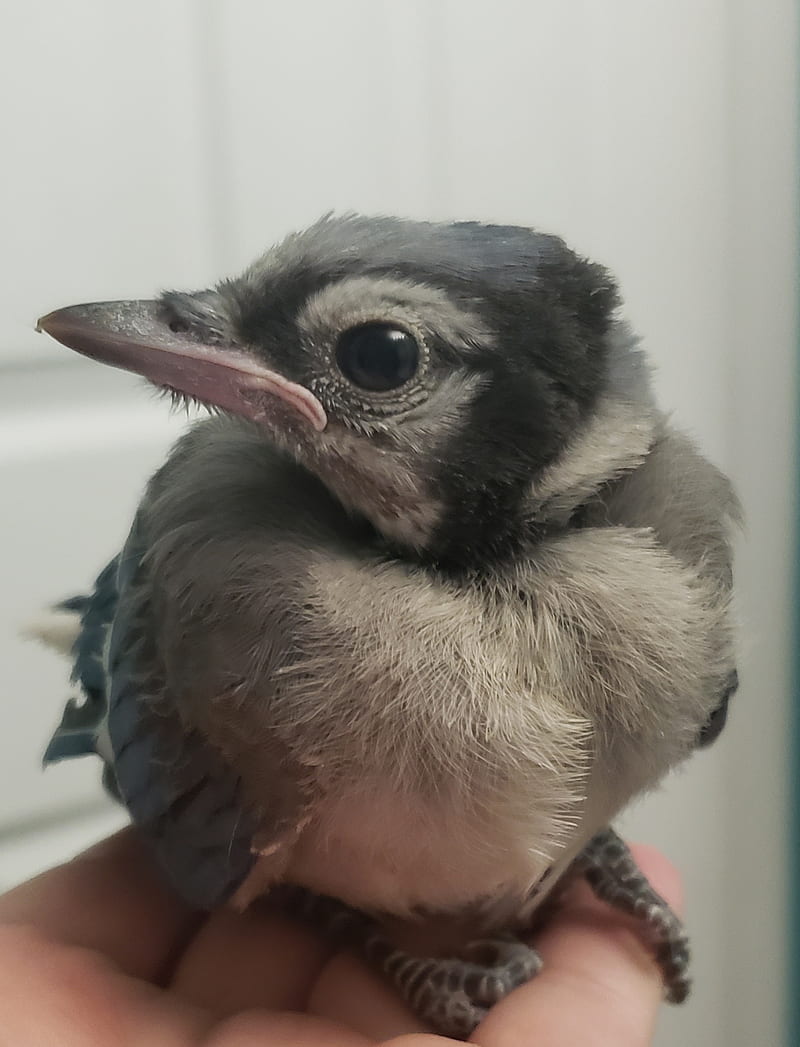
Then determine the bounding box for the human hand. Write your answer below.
[0,829,681,1046]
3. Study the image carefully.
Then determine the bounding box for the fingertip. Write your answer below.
[473,919,664,1046]
[470,844,683,1046]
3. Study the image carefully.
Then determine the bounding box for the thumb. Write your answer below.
[468,844,683,1047]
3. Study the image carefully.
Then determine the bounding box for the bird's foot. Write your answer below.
[573,827,691,1003]
[362,932,542,1039]
[278,886,541,1039]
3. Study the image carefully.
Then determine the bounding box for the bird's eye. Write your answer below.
[335,323,419,392]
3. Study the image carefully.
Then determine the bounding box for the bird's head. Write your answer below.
[38,214,655,568]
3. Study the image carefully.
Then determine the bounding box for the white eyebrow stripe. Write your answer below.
[295,275,494,353]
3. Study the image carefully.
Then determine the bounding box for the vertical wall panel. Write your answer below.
[723,3,798,1046]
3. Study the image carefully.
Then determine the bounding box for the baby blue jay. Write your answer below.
[36,214,739,1038]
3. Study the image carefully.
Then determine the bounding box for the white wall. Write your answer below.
[1,4,796,1045]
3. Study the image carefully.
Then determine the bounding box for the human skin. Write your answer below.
[0,829,681,1046]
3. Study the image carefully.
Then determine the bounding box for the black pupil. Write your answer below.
[336,323,419,392]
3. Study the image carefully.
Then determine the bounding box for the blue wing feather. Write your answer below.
[45,526,256,909]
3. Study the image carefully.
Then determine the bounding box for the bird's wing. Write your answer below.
[582,418,741,745]
[105,517,265,907]
[44,522,261,908]
[43,558,119,768]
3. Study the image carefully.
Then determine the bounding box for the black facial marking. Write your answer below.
[418,251,618,566]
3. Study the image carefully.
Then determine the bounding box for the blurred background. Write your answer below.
[0,2,797,1044]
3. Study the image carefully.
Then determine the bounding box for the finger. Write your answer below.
[471,845,683,1047]
[174,900,438,1036]
[0,828,201,982]
[308,951,430,1041]
[171,903,333,1016]
[0,922,212,1046]
[379,1039,458,1047]
[206,1010,373,1047]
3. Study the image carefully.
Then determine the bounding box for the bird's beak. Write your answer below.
[36,300,327,432]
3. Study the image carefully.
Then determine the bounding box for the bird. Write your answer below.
[34,213,739,1038]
